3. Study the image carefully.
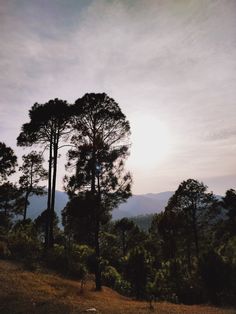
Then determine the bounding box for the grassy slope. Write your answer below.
[0,260,235,314]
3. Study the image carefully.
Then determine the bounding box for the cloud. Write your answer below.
[0,0,236,194]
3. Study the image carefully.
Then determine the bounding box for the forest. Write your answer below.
[0,94,236,308]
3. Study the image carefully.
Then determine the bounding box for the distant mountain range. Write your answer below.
[27,191,174,221]
[112,191,173,219]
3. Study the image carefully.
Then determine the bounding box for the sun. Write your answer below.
[128,114,171,170]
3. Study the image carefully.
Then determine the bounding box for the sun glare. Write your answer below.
[128,114,171,170]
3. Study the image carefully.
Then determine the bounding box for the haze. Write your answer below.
[1,0,236,195]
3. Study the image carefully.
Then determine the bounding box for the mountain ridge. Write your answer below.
[27,190,222,222]
[27,190,174,221]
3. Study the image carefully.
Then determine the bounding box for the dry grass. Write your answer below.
[0,259,235,314]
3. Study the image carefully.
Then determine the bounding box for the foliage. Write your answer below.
[8,219,41,269]
[64,93,132,290]
[125,246,152,299]
[200,250,233,305]
[0,142,17,182]
[222,189,236,237]
[17,99,72,248]
[62,192,96,246]
[131,214,154,232]
[0,182,23,231]
[114,218,135,256]
[46,243,93,279]
[102,265,121,287]
[19,151,48,220]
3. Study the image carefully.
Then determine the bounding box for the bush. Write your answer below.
[66,244,93,279]
[200,250,231,305]
[125,246,152,299]
[46,243,93,280]
[150,259,205,304]
[0,240,11,258]
[151,261,179,303]
[46,244,67,272]
[8,231,41,260]
[9,220,40,257]
[102,265,121,287]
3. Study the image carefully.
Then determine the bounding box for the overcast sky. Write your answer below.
[0,0,236,195]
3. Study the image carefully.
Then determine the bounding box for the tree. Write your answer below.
[200,250,231,305]
[19,151,48,220]
[222,189,236,236]
[34,209,60,243]
[17,99,72,248]
[62,192,96,246]
[165,179,216,262]
[150,211,181,261]
[126,246,151,299]
[114,218,135,256]
[65,93,132,290]
[0,142,17,182]
[0,182,21,231]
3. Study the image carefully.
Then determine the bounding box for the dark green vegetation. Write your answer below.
[0,94,236,310]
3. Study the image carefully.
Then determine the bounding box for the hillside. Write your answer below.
[112,191,174,219]
[27,191,222,225]
[0,260,235,314]
[27,191,173,222]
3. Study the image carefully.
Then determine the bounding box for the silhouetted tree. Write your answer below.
[200,250,231,305]
[65,93,132,290]
[126,246,151,299]
[222,189,236,237]
[165,179,216,262]
[34,209,59,243]
[114,218,135,256]
[150,211,181,261]
[17,99,72,248]
[0,142,17,182]
[19,151,48,220]
[62,192,95,246]
[0,182,21,231]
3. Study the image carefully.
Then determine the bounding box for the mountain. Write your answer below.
[27,191,173,221]
[27,190,223,223]
[112,191,173,219]
[27,191,69,220]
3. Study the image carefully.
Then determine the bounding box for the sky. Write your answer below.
[0,0,236,195]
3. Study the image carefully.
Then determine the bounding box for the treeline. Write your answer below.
[0,94,236,306]
[0,94,131,291]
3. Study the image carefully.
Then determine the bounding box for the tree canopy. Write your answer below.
[0,142,17,182]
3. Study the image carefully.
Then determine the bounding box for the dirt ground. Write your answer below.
[0,260,235,314]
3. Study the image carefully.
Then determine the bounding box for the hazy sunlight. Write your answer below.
[129,114,171,170]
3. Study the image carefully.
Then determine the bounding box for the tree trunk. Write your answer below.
[91,131,102,291]
[192,202,199,261]
[186,238,192,273]
[122,230,126,256]
[95,217,102,290]
[94,173,102,291]
[23,191,29,220]
[45,135,53,249]
[192,211,199,261]
[23,162,33,221]
[49,131,59,248]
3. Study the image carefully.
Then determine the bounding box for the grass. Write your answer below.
[0,259,235,314]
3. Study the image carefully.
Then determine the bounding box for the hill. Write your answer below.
[0,260,234,314]
[27,191,173,222]
[27,191,69,220]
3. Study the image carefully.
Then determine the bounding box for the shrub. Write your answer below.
[200,250,231,305]
[46,243,93,280]
[125,246,152,299]
[102,265,121,288]
[0,240,11,258]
